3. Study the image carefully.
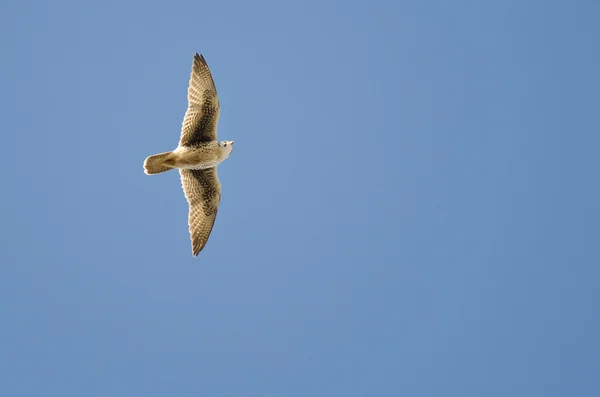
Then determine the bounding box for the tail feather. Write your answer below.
[144,151,175,175]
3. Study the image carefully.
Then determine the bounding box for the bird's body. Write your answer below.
[144,142,233,173]
[143,53,233,256]
[173,142,233,170]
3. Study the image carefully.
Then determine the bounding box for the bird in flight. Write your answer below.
[144,53,233,256]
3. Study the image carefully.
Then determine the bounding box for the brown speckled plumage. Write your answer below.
[143,53,234,257]
[180,168,221,256]
[179,54,220,147]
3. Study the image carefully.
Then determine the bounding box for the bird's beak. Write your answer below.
[230,141,235,145]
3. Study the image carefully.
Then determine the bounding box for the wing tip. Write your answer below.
[193,53,208,67]
[192,242,204,257]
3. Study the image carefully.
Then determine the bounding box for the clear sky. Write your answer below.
[2,0,599,395]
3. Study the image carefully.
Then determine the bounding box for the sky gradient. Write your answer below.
[2,0,599,396]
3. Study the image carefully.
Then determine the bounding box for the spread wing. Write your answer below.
[180,168,221,256]
[179,53,220,147]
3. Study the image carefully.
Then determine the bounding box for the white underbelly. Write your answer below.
[173,145,222,169]
[173,142,232,170]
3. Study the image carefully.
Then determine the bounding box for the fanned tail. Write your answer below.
[144,151,175,175]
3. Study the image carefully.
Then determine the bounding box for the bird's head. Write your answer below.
[219,140,234,158]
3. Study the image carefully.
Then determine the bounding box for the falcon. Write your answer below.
[143,53,233,256]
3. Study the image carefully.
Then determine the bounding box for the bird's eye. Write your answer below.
[224,142,227,146]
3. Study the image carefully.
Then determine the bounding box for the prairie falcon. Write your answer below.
[143,53,233,256]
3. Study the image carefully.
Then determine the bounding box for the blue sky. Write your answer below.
[2,0,599,395]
